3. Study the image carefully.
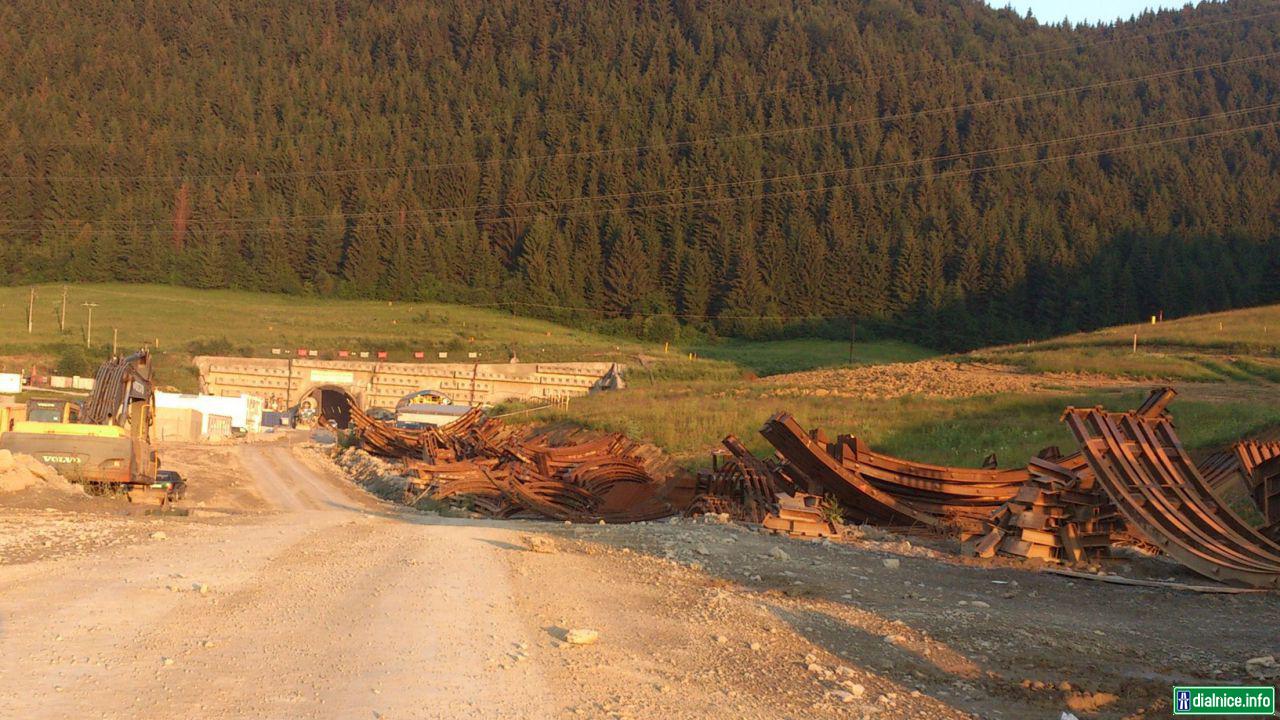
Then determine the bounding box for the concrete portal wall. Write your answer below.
[192,356,625,410]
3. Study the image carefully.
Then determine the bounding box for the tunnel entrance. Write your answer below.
[303,386,355,429]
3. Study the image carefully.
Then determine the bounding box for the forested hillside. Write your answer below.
[2,0,1279,348]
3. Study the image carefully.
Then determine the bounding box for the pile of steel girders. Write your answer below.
[1064,405,1280,589]
[757,413,1028,530]
[351,407,677,523]
[971,389,1175,563]
[753,387,1280,586]
[1199,439,1280,491]
[1199,438,1280,542]
[970,452,1121,562]
[689,435,797,522]
[1253,456,1280,541]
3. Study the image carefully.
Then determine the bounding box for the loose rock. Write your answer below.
[565,628,599,646]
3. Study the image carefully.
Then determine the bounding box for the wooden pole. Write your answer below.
[82,302,98,348]
[1132,333,1138,354]
[112,328,118,357]
[848,316,856,364]
[27,288,34,334]
[59,286,67,332]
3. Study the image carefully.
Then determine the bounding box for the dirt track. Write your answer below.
[0,436,1276,719]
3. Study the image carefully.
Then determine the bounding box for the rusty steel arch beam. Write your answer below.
[1064,407,1280,589]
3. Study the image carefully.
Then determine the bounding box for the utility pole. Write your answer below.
[848,316,856,364]
[27,288,34,334]
[112,328,118,357]
[59,286,67,332]
[82,302,99,348]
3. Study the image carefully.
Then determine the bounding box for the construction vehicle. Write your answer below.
[394,389,472,429]
[0,350,184,504]
[25,398,81,424]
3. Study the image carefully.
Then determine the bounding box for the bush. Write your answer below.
[186,337,237,355]
[55,345,93,376]
[640,314,681,343]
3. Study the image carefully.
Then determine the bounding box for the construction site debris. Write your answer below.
[336,380,1280,588]
[349,405,678,524]
[1064,404,1280,588]
[760,493,838,538]
[970,454,1120,563]
[759,413,1026,529]
[688,435,795,523]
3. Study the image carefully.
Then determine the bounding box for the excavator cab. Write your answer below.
[25,399,81,424]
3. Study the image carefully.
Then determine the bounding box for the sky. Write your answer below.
[989,1,1183,24]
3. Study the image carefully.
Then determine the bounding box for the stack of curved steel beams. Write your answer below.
[1253,455,1280,541]
[1199,439,1280,491]
[759,413,1027,529]
[1064,406,1280,589]
[972,388,1175,562]
[352,407,677,523]
[349,404,493,459]
[1234,441,1280,539]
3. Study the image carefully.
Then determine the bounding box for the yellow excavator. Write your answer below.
[0,350,184,504]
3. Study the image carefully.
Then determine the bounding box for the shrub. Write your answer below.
[55,345,93,376]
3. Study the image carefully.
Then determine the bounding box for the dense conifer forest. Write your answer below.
[2,0,1279,347]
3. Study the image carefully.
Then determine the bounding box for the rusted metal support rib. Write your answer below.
[1063,407,1280,589]
[759,413,941,528]
[1249,455,1280,541]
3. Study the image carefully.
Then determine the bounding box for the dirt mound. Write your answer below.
[0,449,83,495]
[761,361,1042,400]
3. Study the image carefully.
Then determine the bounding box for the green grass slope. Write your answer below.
[973,305,1280,383]
[0,283,933,390]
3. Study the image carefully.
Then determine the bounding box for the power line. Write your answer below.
[12,5,1280,151]
[2,115,1274,238]
[4,101,1276,233]
[4,48,1277,185]
[480,119,1279,229]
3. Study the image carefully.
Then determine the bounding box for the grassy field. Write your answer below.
[526,381,1280,467]
[529,303,1280,467]
[685,337,933,376]
[0,283,928,391]
[0,283,653,361]
[974,305,1280,383]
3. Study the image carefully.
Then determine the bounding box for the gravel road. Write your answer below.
[0,438,1274,719]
